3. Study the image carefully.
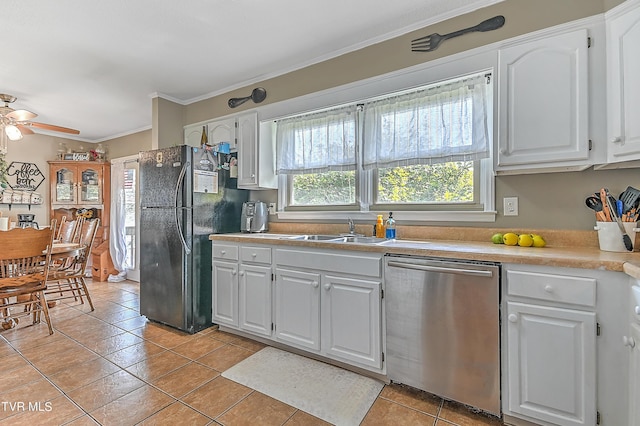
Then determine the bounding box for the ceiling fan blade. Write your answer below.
[27,121,80,135]
[16,125,34,135]
[6,109,37,121]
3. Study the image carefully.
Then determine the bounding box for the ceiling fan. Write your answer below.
[0,93,80,153]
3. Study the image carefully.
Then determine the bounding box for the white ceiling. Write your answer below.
[1,0,502,142]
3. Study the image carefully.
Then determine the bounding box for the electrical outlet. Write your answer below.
[268,203,276,215]
[503,197,518,216]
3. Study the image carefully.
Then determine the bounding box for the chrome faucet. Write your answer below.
[347,217,355,235]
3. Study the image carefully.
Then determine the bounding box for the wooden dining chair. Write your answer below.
[45,218,99,311]
[0,222,56,334]
[56,216,84,243]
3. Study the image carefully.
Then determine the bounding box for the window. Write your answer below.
[376,162,475,205]
[275,70,493,220]
[290,171,356,207]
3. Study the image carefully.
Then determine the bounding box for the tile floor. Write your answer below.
[0,279,505,426]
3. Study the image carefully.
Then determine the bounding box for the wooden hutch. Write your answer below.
[48,160,115,281]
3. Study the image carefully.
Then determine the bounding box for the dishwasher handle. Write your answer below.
[387,260,494,278]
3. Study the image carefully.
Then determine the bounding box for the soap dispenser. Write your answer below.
[385,212,396,239]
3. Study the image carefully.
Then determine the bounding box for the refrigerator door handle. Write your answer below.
[175,161,191,255]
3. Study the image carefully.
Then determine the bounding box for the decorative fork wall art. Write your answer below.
[411,15,505,52]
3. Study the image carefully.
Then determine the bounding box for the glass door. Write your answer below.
[124,160,139,281]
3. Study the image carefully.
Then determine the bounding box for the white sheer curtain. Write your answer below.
[362,73,490,169]
[275,105,357,174]
[108,160,127,282]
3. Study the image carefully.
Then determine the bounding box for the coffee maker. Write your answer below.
[240,201,268,233]
[17,214,39,229]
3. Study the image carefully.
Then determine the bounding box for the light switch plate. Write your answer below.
[268,203,276,215]
[504,197,518,216]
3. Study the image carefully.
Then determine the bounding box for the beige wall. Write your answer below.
[153,97,184,149]
[103,129,152,159]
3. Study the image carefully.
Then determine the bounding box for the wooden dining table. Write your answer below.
[50,242,87,259]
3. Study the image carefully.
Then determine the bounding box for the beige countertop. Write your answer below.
[210,230,640,280]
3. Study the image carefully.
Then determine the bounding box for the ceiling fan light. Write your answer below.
[5,125,22,141]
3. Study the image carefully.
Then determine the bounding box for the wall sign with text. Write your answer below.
[6,162,45,191]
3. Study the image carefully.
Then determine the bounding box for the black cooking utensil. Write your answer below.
[619,186,640,213]
[411,15,505,52]
[228,87,267,108]
[586,196,606,221]
[585,196,603,212]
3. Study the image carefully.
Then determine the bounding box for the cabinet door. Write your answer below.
[506,302,596,426]
[50,164,77,205]
[212,260,239,327]
[322,275,382,370]
[185,124,205,148]
[239,264,272,337]
[208,117,236,150]
[629,323,640,426]
[607,4,640,162]
[497,29,589,169]
[237,112,258,188]
[78,164,103,205]
[274,268,320,351]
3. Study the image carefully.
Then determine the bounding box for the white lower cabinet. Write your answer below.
[239,264,272,337]
[212,260,239,327]
[212,243,272,336]
[322,274,381,370]
[274,268,321,351]
[506,302,596,426]
[502,264,632,426]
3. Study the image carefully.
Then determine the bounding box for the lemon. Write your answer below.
[518,234,534,247]
[532,235,546,248]
[503,232,519,246]
[491,233,504,244]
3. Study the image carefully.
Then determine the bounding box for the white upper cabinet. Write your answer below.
[237,112,277,190]
[184,124,204,148]
[184,118,235,150]
[184,112,277,190]
[208,117,236,150]
[606,1,640,163]
[497,29,591,173]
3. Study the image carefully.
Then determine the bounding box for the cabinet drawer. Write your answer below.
[276,249,381,278]
[240,246,271,264]
[212,243,239,261]
[507,270,596,307]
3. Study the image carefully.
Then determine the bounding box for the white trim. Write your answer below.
[605,0,640,20]
[276,210,497,223]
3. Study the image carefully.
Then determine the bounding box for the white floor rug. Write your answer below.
[222,346,384,425]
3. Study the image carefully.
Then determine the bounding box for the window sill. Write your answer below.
[276,210,497,223]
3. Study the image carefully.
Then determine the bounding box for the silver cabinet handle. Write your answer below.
[611,136,623,144]
[387,261,493,278]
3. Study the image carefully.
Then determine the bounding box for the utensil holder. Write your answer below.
[594,221,639,252]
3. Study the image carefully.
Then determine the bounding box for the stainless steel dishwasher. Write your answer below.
[385,254,501,415]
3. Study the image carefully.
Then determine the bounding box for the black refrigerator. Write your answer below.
[139,145,248,333]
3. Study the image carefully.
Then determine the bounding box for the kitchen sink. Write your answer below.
[279,234,344,241]
[340,236,388,244]
[279,234,388,244]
